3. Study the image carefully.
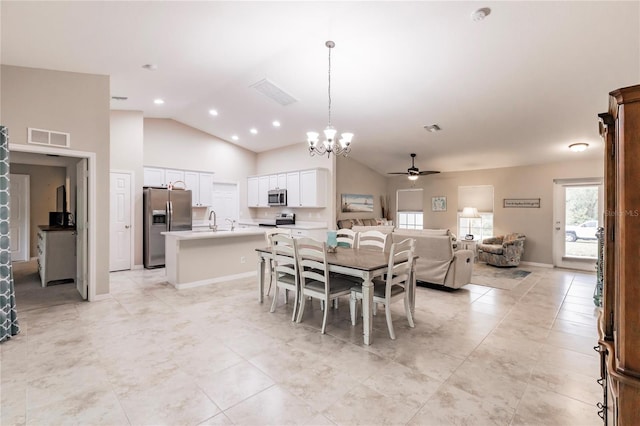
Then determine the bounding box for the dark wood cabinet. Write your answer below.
[597,85,640,425]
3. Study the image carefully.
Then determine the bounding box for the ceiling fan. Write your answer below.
[388,153,440,180]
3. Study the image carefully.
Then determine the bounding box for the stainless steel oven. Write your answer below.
[268,189,287,206]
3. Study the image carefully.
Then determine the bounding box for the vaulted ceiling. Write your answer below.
[2,1,638,175]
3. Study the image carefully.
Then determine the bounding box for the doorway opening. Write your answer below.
[553,178,603,271]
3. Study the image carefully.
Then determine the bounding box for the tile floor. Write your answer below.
[1,261,602,425]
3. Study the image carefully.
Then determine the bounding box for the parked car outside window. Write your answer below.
[565,220,598,242]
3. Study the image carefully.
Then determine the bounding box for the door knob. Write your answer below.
[125,225,130,229]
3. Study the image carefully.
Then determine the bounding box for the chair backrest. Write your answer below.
[265,228,292,247]
[295,237,329,294]
[269,233,297,279]
[357,230,388,251]
[385,238,416,294]
[336,229,358,248]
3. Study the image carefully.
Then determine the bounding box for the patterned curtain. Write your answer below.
[0,126,20,342]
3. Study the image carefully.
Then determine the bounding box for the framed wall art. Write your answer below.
[432,196,447,212]
[341,193,374,213]
[503,198,541,208]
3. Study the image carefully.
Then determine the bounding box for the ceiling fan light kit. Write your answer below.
[307,40,353,158]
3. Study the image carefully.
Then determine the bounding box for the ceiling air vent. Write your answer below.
[28,128,70,148]
[250,78,298,106]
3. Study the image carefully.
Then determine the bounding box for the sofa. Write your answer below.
[477,233,526,267]
[392,229,473,289]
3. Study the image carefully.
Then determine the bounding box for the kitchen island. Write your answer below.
[162,228,265,289]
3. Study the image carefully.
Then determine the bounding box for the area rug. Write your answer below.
[470,263,532,290]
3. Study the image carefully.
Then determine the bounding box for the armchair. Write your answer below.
[478,233,526,267]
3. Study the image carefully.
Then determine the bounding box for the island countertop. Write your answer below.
[162,228,265,240]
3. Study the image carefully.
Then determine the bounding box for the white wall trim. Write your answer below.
[172,271,256,290]
[10,143,98,301]
[519,261,554,269]
[132,264,144,270]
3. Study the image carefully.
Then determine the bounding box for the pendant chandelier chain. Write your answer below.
[327,45,332,127]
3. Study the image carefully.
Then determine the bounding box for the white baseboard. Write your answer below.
[90,293,113,302]
[172,271,257,290]
[519,261,554,268]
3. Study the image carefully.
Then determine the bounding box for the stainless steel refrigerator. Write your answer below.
[143,188,192,268]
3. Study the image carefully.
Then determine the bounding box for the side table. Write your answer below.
[457,239,478,262]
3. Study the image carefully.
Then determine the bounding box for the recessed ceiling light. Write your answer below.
[209,109,218,116]
[142,64,158,71]
[250,128,258,135]
[471,7,491,22]
[231,135,239,141]
[272,121,281,127]
[424,124,442,132]
[154,98,164,105]
[569,143,589,152]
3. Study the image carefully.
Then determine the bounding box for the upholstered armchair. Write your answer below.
[478,233,526,267]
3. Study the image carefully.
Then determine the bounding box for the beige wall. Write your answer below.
[111,111,144,266]
[1,65,110,296]
[256,142,336,226]
[386,158,604,265]
[336,155,388,222]
[10,164,66,257]
[143,118,256,221]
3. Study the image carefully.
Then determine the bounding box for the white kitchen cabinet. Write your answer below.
[184,172,200,205]
[37,227,76,287]
[258,176,269,207]
[300,169,327,207]
[198,173,214,206]
[247,177,259,207]
[143,167,167,187]
[286,172,301,207]
[269,173,287,190]
[165,169,185,187]
[269,175,278,190]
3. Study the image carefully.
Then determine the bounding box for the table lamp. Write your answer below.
[460,207,481,240]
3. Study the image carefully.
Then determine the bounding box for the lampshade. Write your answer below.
[460,207,480,218]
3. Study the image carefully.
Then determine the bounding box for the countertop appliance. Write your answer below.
[268,189,287,206]
[143,187,192,268]
[275,213,295,226]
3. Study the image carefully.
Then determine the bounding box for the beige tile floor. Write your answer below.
[1,261,602,425]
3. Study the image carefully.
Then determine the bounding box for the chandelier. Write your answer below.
[307,41,353,157]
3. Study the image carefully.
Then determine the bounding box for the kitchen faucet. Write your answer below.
[208,210,217,231]
[225,218,236,231]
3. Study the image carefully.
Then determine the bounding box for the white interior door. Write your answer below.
[110,172,132,271]
[9,174,30,262]
[76,158,88,299]
[553,179,603,271]
[210,182,239,226]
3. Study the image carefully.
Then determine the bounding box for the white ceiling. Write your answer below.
[2,1,639,175]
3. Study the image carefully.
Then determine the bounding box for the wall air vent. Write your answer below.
[250,78,298,106]
[28,128,70,148]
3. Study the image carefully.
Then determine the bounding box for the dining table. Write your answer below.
[256,246,416,345]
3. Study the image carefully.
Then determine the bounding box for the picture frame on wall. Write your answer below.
[341,193,374,213]
[432,196,447,212]
[503,198,541,208]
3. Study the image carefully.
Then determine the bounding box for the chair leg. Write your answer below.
[404,293,415,328]
[320,300,325,311]
[284,289,289,304]
[266,261,273,296]
[296,293,306,323]
[291,290,299,322]
[349,292,357,326]
[321,298,329,334]
[333,298,339,309]
[384,302,396,340]
[270,285,278,313]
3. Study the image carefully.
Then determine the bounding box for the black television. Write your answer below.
[56,185,67,213]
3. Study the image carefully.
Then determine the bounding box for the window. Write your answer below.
[398,212,423,230]
[397,189,423,230]
[458,185,494,240]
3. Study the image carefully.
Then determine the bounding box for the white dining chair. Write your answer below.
[357,230,389,252]
[336,228,358,248]
[349,237,416,340]
[264,228,292,296]
[269,233,299,321]
[295,237,353,334]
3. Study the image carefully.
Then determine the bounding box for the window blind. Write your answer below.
[397,189,423,212]
[458,185,494,212]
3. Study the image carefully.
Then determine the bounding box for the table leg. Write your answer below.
[258,255,265,303]
[362,272,373,345]
[410,259,416,315]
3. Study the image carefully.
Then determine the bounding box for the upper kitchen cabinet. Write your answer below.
[247,177,259,207]
[286,172,300,207]
[184,171,214,207]
[165,169,185,187]
[184,172,199,202]
[258,176,269,207]
[143,167,167,188]
[269,174,287,190]
[299,169,327,208]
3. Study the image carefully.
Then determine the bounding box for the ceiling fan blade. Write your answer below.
[417,171,440,175]
[388,172,409,175]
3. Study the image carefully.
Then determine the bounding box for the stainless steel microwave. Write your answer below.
[268,189,287,206]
